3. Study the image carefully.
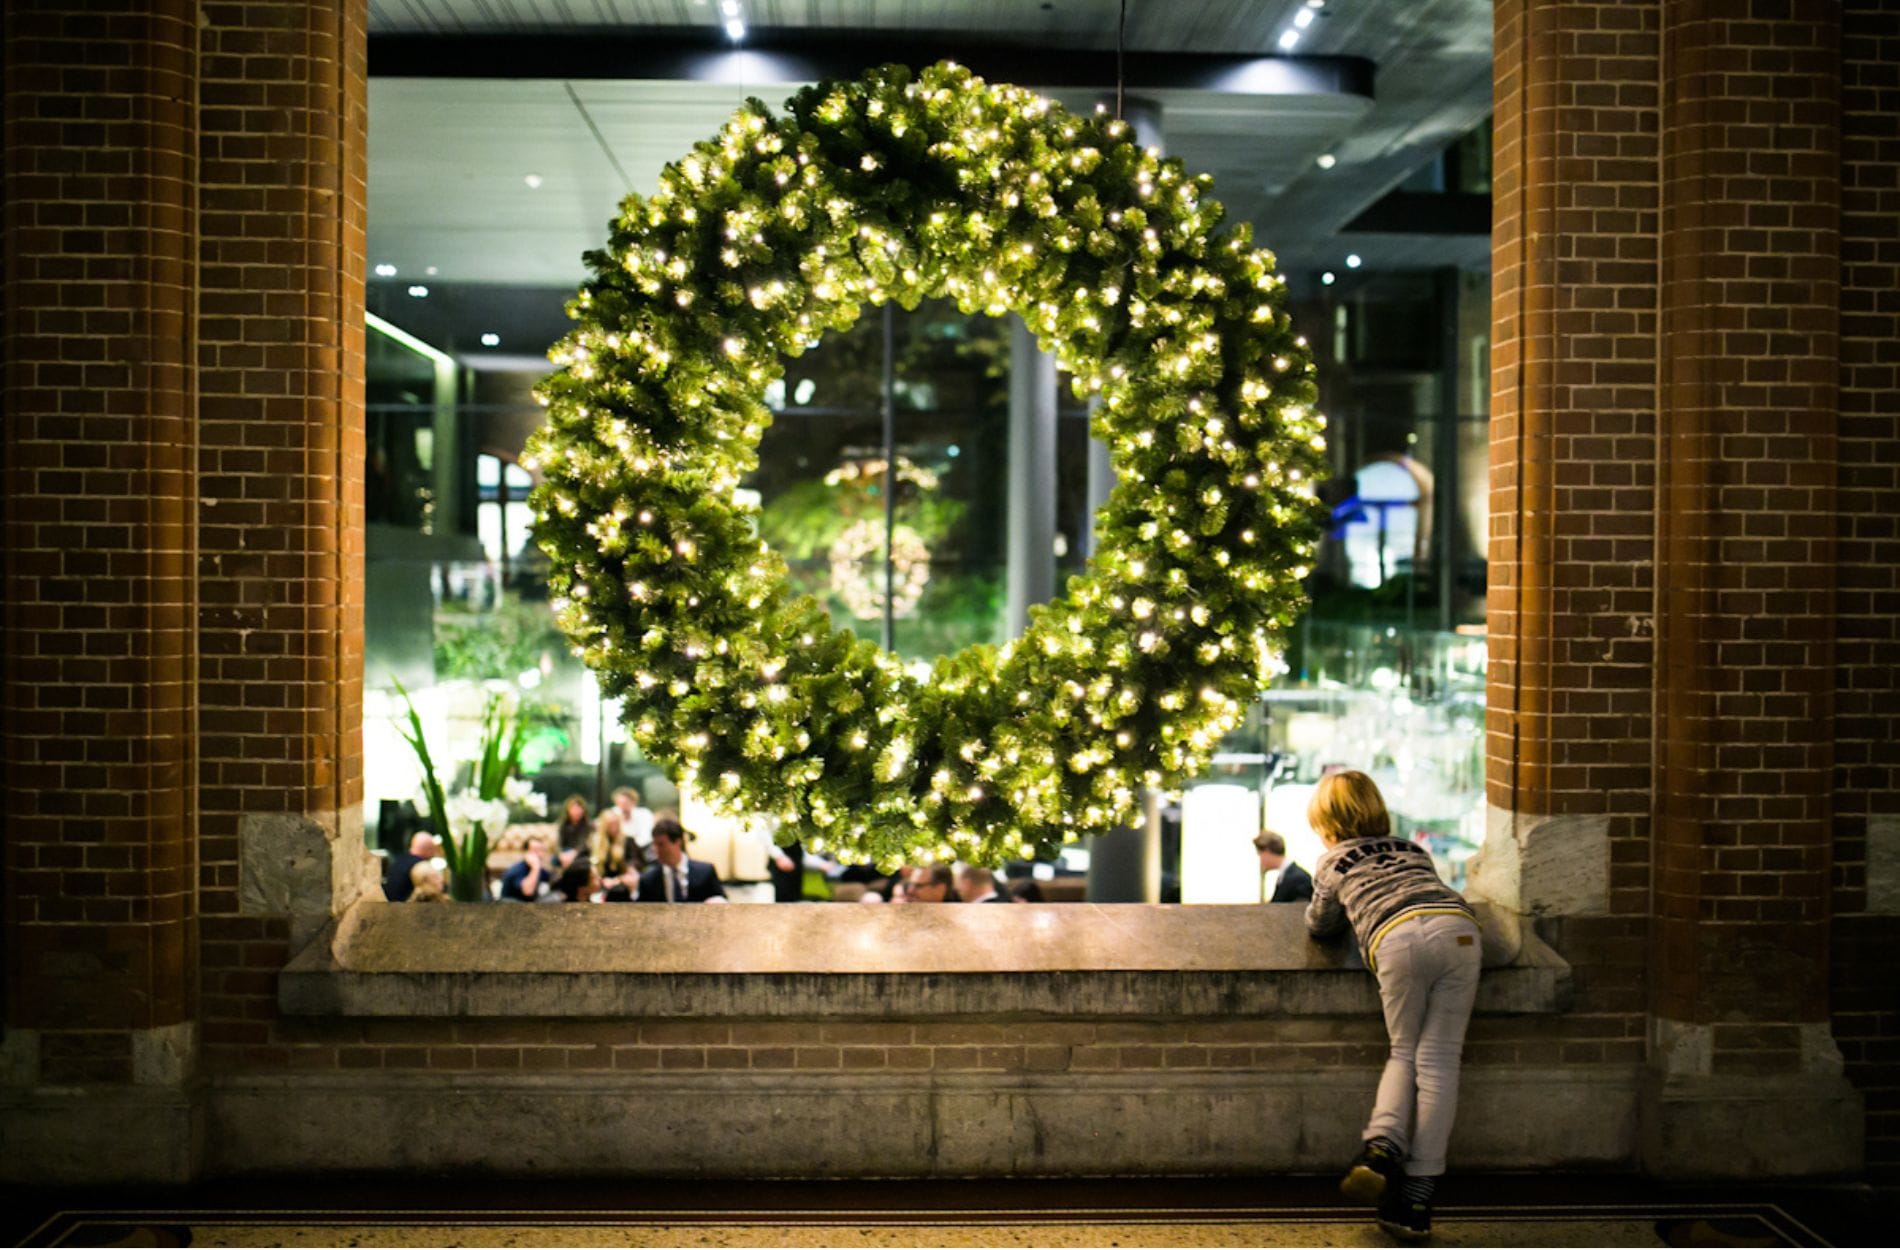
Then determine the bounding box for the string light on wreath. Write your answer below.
[526,61,1327,869]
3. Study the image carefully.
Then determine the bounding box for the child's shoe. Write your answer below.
[1377,1175,1435,1242]
[1338,1136,1404,1204]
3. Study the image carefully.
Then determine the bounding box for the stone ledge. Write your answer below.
[279,900,1570,1018]
[0,1082,204,1183]
[203,1066,1636,1176]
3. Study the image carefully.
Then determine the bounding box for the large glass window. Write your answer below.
[361,77,1496,899]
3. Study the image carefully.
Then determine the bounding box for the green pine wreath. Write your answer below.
[526,61,1327,869]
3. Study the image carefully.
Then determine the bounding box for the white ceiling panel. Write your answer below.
[370,76,1372,287]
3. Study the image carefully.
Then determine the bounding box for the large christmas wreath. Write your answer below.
[527,61,1327,869]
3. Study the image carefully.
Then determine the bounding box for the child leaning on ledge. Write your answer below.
[1299,770,1480,1244]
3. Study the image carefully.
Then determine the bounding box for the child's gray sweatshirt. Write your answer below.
[1304,835,1474,969]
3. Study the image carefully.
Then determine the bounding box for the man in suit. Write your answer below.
[636,816,727,903]
[1255,830,1314,903]
[896,863,958,903]
[954,863,1009,903]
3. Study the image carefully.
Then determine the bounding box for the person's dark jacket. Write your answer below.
[498,856,550,902]
[1270,860,1315,904]
[767,840,805,903]
[383,852,424,902]
[635,858,727,903]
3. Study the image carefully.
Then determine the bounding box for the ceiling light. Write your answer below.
[1345,254,1362,269]
[1278,29,1300,50]
[1307,0,1325,7]
[481,333,501,347]
[407,285,429,297]
[426,266,438,275]
[373,263,396,277]
[1295,7,1315,27]
[1321,271,1336,286]
[725,17,745,39]
[1316,153,1337,170]
[720,0,741,13]
[524,174,543,189]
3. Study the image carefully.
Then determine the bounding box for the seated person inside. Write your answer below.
[499,833,555,902]
[635,816,727,903]
[383,831,439,902]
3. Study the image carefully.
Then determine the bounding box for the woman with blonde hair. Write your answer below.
[1301,769,1479,1242]
[588,808,629,880]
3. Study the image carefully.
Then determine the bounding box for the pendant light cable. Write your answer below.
[1117,0,1128,120]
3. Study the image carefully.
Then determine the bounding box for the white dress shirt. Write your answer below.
[626,805,655,849]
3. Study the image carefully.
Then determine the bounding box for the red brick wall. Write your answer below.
[194,0,370,1072]
[1652,1,1840,1042]
[2,1,201,1082]
[2,0,1893,1180]
[238,1013,1641,1082]
[1488,0,1660,1072]
[1833,0,1900,1182]
[1,0,367,1077]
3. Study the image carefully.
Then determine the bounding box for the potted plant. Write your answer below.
[392,680,533,902]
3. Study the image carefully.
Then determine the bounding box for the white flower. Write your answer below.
[503,776,548,816]
[447,791,511,840]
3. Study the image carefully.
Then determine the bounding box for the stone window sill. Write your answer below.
[279,900,1569,1019]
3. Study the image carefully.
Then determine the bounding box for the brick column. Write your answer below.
[2,0,372,1180]
[1478,0,1657,1036]
[1653,0,1839,1054]
[1491,0,1862,1176]
[1641,0,1859,1175]
[195,0,377,1071]
[1833,1,1900,1184]
[2,0,203,1180]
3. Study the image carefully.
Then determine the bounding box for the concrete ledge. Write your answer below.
[280,901,1570,1018]
[204,1066,1636,1176]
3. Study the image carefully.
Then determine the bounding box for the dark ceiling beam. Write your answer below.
[369,31,1374,100]
[1342,191,1491,236]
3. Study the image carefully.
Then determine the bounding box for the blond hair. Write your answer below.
[590,809,627,876]
[409,860,447,903]
[1307,770,1391,846]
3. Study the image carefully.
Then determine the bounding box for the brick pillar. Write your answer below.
[1480,0,1654,935]
[2,0,372,1180]
[1,0,203,1180]
[1491,0,1863,1177]
[195,0,377,1068]
[1641,0,1860,1176]
[1833,1,1900,1184]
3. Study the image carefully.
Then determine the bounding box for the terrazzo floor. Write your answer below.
[7,1178,1877,1249]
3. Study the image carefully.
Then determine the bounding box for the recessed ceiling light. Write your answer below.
[407,285,429,297]
[1345,254,1362,269]
[480,333,501,347]
[1278,29,1300,50]
[720,0,741,14]
[1295,7,1315,28]
[373,262,397,277]
[725,17,745,39]
[524,174,543,189]
[425,266,438,276]
[1321,271,1336,285]
[1316,153,1337,170]
[1307,0,1326,8]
